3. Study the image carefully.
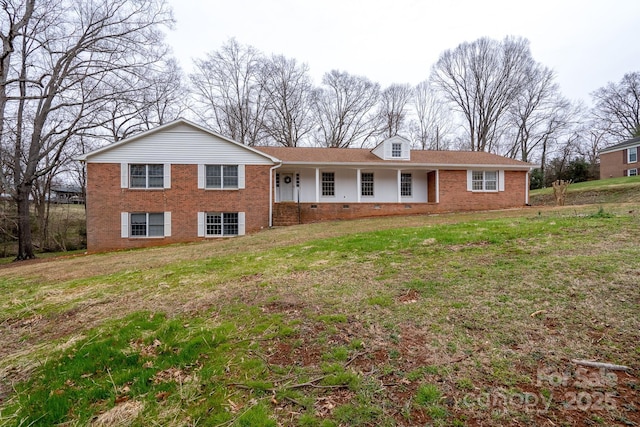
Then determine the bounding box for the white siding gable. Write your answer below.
[371,136,411,161]
[86,122,276,166]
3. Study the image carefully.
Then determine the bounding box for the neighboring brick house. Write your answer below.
[599,136,640,179]
[81,119,535,252]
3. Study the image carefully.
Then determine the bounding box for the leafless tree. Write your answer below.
[190,38,267,146]
[409,80,452,150]
[591,71,640,141]
[312,70,380,148]
[260,55,314,147]
[430,36,534,152]
[503,63,580,168]
[94,58,188,143]
[377,83,412,138]
[0,0,173,260]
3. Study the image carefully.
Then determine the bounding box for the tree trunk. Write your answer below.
[15,184,35,260]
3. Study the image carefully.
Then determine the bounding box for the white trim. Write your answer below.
[498,170,505,192]
[397,169,402,203]
[628,146,638,163]
[356,168,361,203]
[164,212,172,237]
[525,172,530,205]
[466,170,473,191]
[121,212,129,238]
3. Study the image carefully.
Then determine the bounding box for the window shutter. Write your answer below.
[623,149,627,164]
[197,212,205,237]
[238,212,246,236]
[466,170,473,191]
[121,163,128,188]
[164,212,171,237]
[238,164,245,189]
[121,212,129,238]
[164,164,171,189]
[197,164,205,189]
[498,170,505,191]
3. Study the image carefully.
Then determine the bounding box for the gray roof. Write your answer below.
[600,136,640,154]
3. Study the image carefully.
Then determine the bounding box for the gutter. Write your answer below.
[268,161,283,228]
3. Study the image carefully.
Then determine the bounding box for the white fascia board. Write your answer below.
[280,161,538,170]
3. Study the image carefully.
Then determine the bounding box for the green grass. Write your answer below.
[1,204,639,426]
[530,175,640,205]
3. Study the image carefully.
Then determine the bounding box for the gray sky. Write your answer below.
[165,0,639,104]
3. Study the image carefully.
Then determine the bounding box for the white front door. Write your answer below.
[280,173,295,201]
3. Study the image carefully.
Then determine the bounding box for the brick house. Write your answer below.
[80,119,535,252]
[599,136,640,179]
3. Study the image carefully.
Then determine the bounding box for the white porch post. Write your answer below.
[435,169,440,203]
[315,168,320,203]
[356,168,361,203]
[397,169,402,203]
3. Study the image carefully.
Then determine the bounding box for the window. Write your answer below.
[322,172,335,196]
[206,165,238,188]
[361,172,374,196]
[130,164,164,188]
[130,213,164,237]
[401,173,412,196]
[391,142,402,158]
[628,168,638,176]
[471,171,498,191]
[629,147,638,163]
[206,213,239,236]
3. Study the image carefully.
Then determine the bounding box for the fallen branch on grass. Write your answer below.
[571,359,631,372]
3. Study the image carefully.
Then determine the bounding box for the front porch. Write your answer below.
[273,201,440,226]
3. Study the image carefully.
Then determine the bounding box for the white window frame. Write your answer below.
[197,212,245,237]
[401,173,412,197]
[361,172,374,197]
[628,147,638,163]
[467,170,504,192]
[391,142,402,158]
[197,164,245,190]
[628,168,638,176]
[121,163,170,189]
[121,212,171,238]
[321,172,335,197]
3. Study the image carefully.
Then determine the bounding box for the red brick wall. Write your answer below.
[86,163,272,252]
[273,169,529,225]
[600,150,628,179]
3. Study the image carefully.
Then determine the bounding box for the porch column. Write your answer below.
[356,168,361,203]
[435,169,440,203]
[315,168,320,203]
[397,169,402,203]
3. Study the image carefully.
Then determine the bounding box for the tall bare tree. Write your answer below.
[430,36,534,152]
[312,70,380,148]
[0,0,173,260]
[504,64,574,163]
[591,71,640,141]
[409,80,452,150]
[190,38,267,146]
[260,55,313,147]
[378,83,412,138]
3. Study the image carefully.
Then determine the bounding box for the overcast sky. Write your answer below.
[165,0,639,104]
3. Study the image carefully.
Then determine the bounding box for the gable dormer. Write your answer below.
[371,135,411,161]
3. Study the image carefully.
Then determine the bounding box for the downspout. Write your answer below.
[269,162,283,228]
